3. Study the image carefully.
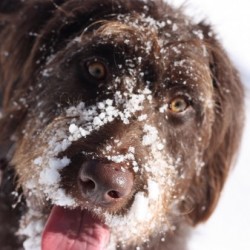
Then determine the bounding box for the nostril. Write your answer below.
[107,190,121,199]
[79,178,96,193]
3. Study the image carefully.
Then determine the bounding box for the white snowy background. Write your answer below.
[168,0,250,249]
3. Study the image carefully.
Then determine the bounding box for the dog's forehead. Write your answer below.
[63,13,211,87]
[77,12,206,54]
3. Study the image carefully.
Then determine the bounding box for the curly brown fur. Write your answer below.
[0,0,244,250]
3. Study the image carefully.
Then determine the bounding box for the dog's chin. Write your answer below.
[42,206,110,250]
[40,193,131,250]
[41,188,171,250]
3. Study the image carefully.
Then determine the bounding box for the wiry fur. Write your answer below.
[0,0,244,249]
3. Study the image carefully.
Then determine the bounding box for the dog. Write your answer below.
[0,0,244,249]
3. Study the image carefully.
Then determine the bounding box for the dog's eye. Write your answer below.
[86,59,107,80]
[169,97,189,113]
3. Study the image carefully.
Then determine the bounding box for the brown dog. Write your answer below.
[0,0,244,249]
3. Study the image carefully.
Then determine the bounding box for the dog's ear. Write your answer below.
[0,156,23,248]
[184,23,244,225]
[0,107,27,164]
[0,158,8,187]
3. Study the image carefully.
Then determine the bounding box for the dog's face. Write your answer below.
[0,0,244,249]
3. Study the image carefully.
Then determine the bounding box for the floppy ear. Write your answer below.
[0,157,23,248]
[184,23,244,225]
[0,159,5,186]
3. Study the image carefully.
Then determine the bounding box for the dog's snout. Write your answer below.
[78,160,134,206]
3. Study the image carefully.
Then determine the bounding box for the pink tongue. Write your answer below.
[42,206,110,250]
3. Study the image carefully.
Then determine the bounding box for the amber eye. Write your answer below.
[86,60,107,80]
[169,97,189,113]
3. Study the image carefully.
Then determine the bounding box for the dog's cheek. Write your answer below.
[9,118,65,201]
[11,139,44,201]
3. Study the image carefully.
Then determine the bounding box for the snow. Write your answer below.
[17,207,44,250]
[147,180,160,201]
[33,157,43,166]
[67,90,151,142]
[142,125,159,146]
[130,192,150,222]
[106,148,136,164]
[167,0,250,249]
[37,156,76,207]
[21,219,43,250]
[39,157,70,186]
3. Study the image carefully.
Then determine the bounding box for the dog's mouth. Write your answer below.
[42,206,110,250]
[38,147,140,249]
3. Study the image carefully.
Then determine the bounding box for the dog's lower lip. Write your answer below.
[98,200,120,208]
[86,197,123,211]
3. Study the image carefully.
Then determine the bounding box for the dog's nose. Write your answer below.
[78,160,134,206]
